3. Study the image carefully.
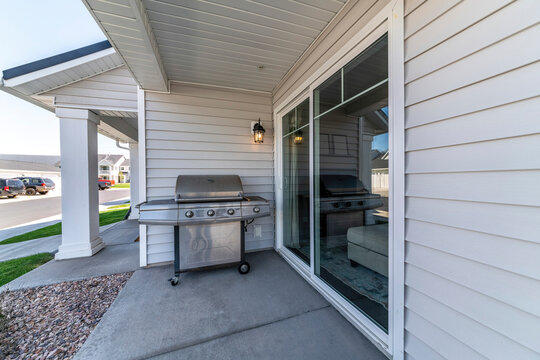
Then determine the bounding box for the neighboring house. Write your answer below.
[119,158,130,183]
[98,154,129,183]
[1,1,539,359]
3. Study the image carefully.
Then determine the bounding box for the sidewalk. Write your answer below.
[0,219,134,262]
[0,218,62,242]
[0,220,139,292]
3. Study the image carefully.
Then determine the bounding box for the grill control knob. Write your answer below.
[207,209,215,217]
[253,207,260,213]
[185,210,194,218]
[227,208,235,215]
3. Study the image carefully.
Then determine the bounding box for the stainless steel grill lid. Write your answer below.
[320,175,368,196]
[175,175,244,203]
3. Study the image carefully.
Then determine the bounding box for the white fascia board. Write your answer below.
[2,48,117,88]
[0,84,54,112]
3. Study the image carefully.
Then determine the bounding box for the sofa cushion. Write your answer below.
[346,224,388,256]
[347,243,388,277]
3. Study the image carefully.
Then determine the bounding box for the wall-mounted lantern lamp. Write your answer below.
[251,118,266,144]
[293,130,304,145]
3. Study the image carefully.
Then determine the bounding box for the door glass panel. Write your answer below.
[343,35,388,101]
[314,34,389,331]
[313,71,341,118]
[282,99,310,264]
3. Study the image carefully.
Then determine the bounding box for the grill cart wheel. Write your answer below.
[169,277,179,286]
[238,262,250,275]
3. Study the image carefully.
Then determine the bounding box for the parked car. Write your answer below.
[98,179,111,190]
[17,177,55,195]
[0,178,25,198]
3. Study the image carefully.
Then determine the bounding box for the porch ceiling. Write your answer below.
[82,0,348,92]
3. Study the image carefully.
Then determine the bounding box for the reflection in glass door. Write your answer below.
[314,35,389,331]
[282,99,310,265]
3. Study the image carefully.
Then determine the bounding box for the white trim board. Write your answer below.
[388,0,405,357]
[137,87,148,267]
[2,48,117,88]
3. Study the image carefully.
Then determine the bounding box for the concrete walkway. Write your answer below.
[0,220,139,291]
[74,251,385,360]
[0,222,123,262]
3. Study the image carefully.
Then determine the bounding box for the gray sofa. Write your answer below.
[347,224,388,277]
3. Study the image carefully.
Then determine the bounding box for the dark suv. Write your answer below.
[98,179,111,190]
[17,177,55,195]
[0,178,25,198]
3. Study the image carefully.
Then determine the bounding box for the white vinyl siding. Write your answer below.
[403,0,540,359]
[144,83,274,265]
[44,66,138,115]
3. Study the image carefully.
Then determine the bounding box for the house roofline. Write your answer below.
[2,40,111,80]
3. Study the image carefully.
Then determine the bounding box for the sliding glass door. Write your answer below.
[314,34,389,331]
[282,99,310,265]
[279,33,391,333]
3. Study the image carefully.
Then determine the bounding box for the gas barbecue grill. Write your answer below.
[319,175,383,214]
[137,175,270,286]
[318,175,383,237]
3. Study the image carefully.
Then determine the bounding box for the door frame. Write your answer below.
[273,1,404,358]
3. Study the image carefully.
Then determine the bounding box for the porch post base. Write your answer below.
[55,236,105,260]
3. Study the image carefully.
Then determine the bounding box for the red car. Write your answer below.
[98,179,111,190]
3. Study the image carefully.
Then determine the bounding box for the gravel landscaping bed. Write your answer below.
[0,272,132,359]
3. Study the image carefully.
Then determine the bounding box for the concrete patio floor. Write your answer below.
[1,219,386,360]
[74,251,386,360]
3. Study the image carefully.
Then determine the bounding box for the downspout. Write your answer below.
[116,139,130,150]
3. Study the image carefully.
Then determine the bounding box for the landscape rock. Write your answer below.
[0,272,132,359]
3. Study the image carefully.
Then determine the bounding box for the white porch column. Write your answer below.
[128,142,139,219]
[56,108,104,259]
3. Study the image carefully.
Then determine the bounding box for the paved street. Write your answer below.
[0,189,130,229]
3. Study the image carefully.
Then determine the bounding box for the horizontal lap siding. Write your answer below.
[404,0,540,359]
[145,83,274,264]
[44,67,137,112]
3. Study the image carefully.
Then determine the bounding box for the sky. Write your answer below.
[0,1,129,157]
[372,106,389,152]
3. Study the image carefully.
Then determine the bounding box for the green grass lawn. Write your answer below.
[112,183,130,188]
[0,253,54,287]
[99,208,129,226]
[0,208,129,245]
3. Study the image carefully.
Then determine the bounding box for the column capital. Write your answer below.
[55,107,100,124]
